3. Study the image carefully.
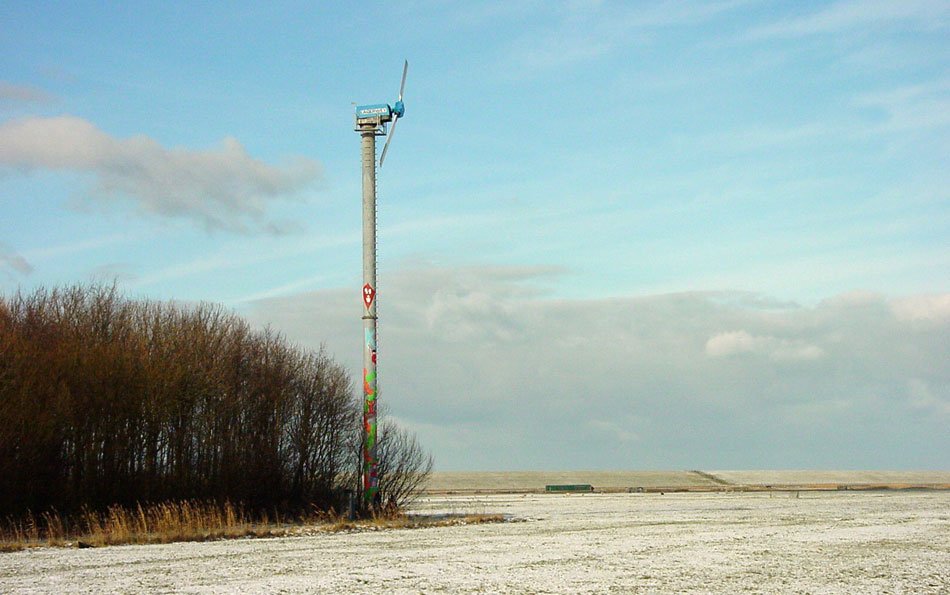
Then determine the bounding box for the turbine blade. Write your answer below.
[379,115,398,167]
[398,60,408,101]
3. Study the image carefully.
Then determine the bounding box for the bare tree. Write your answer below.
[0,283,360,519]
[375,420,434,512]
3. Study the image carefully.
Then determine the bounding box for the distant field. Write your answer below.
[424,471,718,491]
[424,470,950,492]
[711,470,950,486]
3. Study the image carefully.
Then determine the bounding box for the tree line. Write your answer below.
[0,284,430,519]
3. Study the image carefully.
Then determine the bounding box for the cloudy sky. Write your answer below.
[1,1,947,470]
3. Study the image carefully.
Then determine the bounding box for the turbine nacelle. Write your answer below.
[354,60,408,167]
[355,103,396,124]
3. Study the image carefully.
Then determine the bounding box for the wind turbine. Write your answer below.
[354,60,407,509]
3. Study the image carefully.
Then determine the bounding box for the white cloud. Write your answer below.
[705,330,760,357]
[705,330,825,361]
[503,0,752,72]
[0,242,33,276]
[21,231,144,262]
[771,343,825,362]
[131,229,358,291]
[750,0,949,39]
[854,80,950,134]
[88,262,137,284]
[586,419,640,443]
[618,0,753,29]
[0,116,322,233]
[891,294,950,323]
[0,81,54,105]
[439,1,540,27]
[246,266,950,470]
[907,378,950,418]
[682,77,950,157]
[234,273,328,303]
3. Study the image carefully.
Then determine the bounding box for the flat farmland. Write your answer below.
[3,490,948,593]
[424,470,725,491]
[424,470,950,492]
[710,470,950,487]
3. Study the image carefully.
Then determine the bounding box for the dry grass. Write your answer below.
[0,503,507,552]
[1,501,270,552]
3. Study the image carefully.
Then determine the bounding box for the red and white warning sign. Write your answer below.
[362,283,376,309]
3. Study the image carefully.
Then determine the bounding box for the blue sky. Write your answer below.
[1,1,948,470]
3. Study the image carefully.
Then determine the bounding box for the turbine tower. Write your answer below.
[354,60,407,509]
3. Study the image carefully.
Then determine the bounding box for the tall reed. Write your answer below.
[0,501,258,551]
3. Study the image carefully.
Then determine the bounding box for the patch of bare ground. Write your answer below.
[314,513,507,535]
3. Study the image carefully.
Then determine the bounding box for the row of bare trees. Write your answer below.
[0,284,430,519]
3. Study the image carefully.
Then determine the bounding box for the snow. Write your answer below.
[2,491,948,593]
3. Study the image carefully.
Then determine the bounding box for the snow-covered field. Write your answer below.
[3,491,948,593]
